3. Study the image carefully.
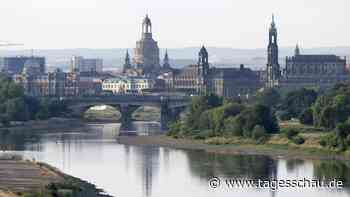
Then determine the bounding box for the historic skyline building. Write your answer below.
[172,46,262,98]
[266,14,281,88]
[265,15,349,90]
[133,15,161,75]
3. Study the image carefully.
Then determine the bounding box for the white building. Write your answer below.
[71,56,103,73]
[102,76,155,94]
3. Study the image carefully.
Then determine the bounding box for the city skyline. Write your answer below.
[0,0,349,49]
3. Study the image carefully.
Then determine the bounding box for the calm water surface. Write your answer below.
[0,123,349,197]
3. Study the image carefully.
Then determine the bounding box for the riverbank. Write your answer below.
[117,135,350,161]
[0,118,87,133]
[0,156,110,197]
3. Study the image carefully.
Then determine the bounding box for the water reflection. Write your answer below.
[0,123,349,197]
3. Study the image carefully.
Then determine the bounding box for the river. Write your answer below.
[0,122,349,197]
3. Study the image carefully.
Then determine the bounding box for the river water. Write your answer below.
[0,123,349,197]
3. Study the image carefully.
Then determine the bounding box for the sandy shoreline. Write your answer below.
[0,158,110,197]
[116,135,350,161]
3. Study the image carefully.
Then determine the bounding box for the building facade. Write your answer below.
[265,15,349,90]
[70,56,103,74]
[171,46,262,98]
[133,15,161,75]
[0,56,45,75]
[102,76,155,94]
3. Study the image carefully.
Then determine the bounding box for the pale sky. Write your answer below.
[0,0,349,49]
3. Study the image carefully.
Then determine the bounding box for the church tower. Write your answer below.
[133,15,160,75]
[266,14,281,88]
[197,46,210,94]
[122,50,132,73]
[162,49,171,69]
[295,44,300,56]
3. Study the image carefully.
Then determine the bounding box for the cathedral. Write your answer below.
[265,15,349,90]
[123,15,172,77]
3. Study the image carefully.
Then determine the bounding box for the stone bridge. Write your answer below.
[63,95,190,131]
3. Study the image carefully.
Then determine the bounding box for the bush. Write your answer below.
[319,133,338,148]
[223,117,243,136]
[291,135,305,145]
[345,135,350,147]
[252,125,267,141]
[193,130,215,140]
[243,128,252,138]
[282,128,299,139]
[299,108,313,125]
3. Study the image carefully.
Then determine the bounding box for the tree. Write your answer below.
[299,108,313,125]
[5,97,29,121]
[234,104,279,136]
[252,125,267,141]
[185,94,222,130]
[256,88,281,108]
[280,88,317,119]
[320,106,337,128]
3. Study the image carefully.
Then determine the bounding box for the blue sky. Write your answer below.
[0,0,349,49]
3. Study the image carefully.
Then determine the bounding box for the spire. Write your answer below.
[164,49,169,61]
[123,49,132,73]
[163,49,170,69]
[295,44,300,56]
[271,14,276,28]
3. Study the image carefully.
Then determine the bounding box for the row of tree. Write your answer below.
[255,84,350,150]
[168,93,279,142]
[0,75,69,125]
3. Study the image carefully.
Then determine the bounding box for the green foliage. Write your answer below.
[281,128,299,139]
[236,104,279,134]
[223,117,243,136]
[291,135,305,145]
[184,93,223,131]
[335,121,350,139]
[320,133,339,148]
[299,108,313,125]
[256,88,281,108]
[313,83,350,129]
[280,88,317,119]
[252,125,267,141]
[167,121,184,137]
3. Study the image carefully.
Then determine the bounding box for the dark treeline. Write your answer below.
[0,74,69,126]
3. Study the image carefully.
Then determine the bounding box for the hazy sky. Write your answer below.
[0,0,349,49]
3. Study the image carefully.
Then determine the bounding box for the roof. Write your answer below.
[288,55,346,62]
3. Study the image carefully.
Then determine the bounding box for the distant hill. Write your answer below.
[0,47,349,72]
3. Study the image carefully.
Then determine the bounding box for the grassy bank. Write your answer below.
[117,132,350,161]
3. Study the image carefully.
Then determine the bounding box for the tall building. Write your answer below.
[133,15,160,75]
[0,56,45,75]
[266,14,281,88]
[265,15,350,90]
[197,46,210,94]
[123,50,132,73]
[70,56,103,73]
